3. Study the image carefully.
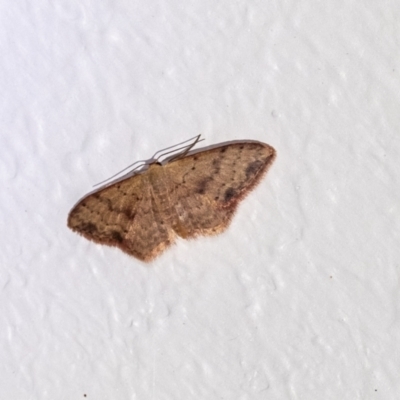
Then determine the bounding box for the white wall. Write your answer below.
[1,0,400,398]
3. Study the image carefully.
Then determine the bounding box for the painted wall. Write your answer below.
[1,1,399,398]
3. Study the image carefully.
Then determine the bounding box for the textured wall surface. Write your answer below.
[1,0,400,399]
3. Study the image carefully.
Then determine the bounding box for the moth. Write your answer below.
[67,136,276,261]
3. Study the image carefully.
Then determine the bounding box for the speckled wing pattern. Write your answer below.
[68,141,276,261]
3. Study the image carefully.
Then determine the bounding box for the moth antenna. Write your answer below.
[93,161,146,187]
[93,136,204,188]
[152,134,203,160]
[161,135,203,163]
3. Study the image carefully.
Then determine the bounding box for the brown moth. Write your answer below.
[67,137,276,262]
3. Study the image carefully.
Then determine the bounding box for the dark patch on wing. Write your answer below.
[196,177,213,194]
[212,158,221,172]
[111,230,124,243]
[121,208,136,219]
[224,187,237,202]
[81,222,97,234]
[245,160,263,179]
